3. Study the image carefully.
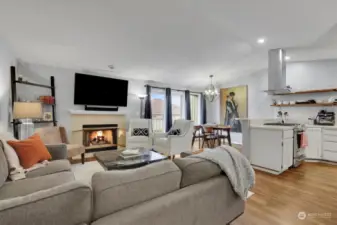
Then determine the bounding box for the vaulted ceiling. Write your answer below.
[1,0,337,88]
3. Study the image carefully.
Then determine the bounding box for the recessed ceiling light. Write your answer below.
[257,38,265,44]
[285,56,291,61]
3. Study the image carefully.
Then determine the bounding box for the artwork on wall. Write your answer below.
[220,85,248,133]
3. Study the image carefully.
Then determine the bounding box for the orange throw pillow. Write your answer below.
[7,134,52,169]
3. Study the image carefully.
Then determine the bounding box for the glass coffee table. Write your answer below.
[94,148,168,170]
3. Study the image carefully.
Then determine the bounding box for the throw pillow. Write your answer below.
[0,132,26,181]
[168,129,181,136]
[132,128,149,136]
[7,134,52,169]
[0,139,26,181]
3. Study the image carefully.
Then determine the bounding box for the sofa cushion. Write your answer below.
[0,171,74,200]
[174,157,222,188]
[26,160,71,178]
[35,126,63,144]
[92,160,182,220]
[92,176,244,225]
[127,136,149,142]
[67,144,85,158]
[0,141,8,188]
[0,135,24,180]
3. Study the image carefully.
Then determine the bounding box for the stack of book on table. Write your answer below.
[119,149,142,160]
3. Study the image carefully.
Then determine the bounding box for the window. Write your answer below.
[151,90,165,133]
[171,91,183,122]
[150,89,200,132]
[190,94,200,124]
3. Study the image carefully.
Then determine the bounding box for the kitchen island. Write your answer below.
[250,125,295,174]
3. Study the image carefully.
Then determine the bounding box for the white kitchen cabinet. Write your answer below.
[250,127,293,174]
[283,137,294,169]
[322,128,337,162]
[305,128,322,159]
[323,150,337,161]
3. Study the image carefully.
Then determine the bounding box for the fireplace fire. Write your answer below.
[89,130,112,146]
[83,124,118,152]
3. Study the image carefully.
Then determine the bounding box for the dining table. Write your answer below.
[193,125,232,148]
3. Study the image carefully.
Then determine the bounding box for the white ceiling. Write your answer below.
[1,0,337,88]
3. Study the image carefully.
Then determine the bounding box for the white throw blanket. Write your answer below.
[191,145,255,200]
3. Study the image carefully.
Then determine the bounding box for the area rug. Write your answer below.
[71,161,104,184]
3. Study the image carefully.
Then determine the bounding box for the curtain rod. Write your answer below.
[144,85,202,94]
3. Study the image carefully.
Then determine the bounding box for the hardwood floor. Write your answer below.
[233,162,337,225]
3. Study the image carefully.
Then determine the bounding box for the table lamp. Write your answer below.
[13,102,42,139]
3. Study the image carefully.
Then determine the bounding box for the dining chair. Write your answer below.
[216,126,232,146]
[201,126,218,148]
[191,125,204,149]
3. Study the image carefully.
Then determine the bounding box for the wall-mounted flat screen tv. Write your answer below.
[74,73,128,107]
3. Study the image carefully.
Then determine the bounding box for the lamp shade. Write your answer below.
[13,102,43,119]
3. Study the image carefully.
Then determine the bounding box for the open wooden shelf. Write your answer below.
[15,80,53,89]
[12,120,57,125]
[273,88,337,95]
[271,103,337,107]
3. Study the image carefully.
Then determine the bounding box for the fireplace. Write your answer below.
[82,124,118,152]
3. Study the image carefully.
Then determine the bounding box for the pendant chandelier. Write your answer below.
[204,75,219,102]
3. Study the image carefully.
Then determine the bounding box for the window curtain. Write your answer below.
[144,85,152,119]
[165,88,172,132]
[201,93,207,124]
[184,90,191,120]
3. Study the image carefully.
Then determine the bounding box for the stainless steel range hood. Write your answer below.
[264,49,291,95]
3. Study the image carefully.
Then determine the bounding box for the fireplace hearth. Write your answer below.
[82,124,118,152]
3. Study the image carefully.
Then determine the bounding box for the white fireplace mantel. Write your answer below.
[69,109,127,116]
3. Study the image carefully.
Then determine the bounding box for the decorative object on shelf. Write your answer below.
[43,112,53,121]
[204,75,219,102]
[13,102,43,139]
[137,94,147,118]
[39,96,55,104]
[220,85,248,133]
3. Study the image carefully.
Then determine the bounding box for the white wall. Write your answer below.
[208,59,337,144]
[17,62,148,135]
[17,62,197,136]
[0,39,15,132]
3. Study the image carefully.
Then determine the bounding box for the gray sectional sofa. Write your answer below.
[0,141,92,225]
[0,141,244,225]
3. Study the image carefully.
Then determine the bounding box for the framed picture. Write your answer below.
[220,85,248,133]
[43,112,53,121]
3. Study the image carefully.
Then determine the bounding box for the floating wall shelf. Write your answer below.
[271,103,337,107]
[273,88,337,96]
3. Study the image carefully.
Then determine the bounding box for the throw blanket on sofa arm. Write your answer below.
[190,145,255,200]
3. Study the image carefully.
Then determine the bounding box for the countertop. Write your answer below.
[305,124,337,129]
[250,124,337,130]
[250,125,295,130]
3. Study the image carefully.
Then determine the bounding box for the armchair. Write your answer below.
[35,126,86,164]
[126,119,153,149]
[153,119,194,157]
